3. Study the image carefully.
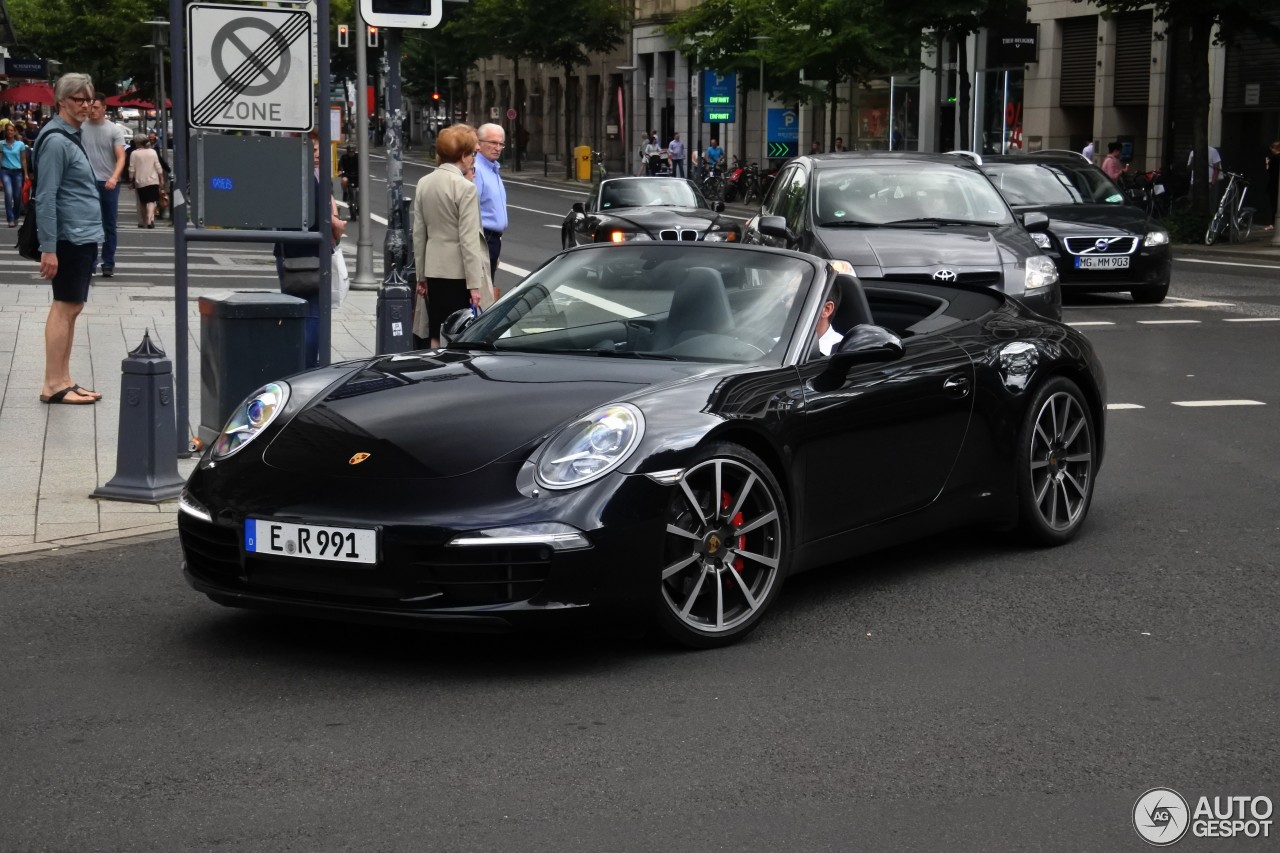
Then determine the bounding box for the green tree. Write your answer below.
[8,0,166,97]
[1082,0,1280,213]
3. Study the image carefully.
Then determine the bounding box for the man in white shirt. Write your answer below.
[815,285,843,356]
[1188,146,1222,188]
[1082,140,1096,162]
[81,97,127,276]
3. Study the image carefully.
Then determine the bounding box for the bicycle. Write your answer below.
[740,162,763,206]
[699,159,725,203]
[1204,170,1254,245]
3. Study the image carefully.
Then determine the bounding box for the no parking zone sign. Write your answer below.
[187,2,314,131]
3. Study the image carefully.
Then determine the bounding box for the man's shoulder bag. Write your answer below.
[280,255,322,296]
[16,128,85,262]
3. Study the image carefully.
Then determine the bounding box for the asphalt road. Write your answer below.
[2,245,1279,850]
[5,168,1280,849]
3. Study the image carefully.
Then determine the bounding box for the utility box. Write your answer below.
[376,284,414,354]
[198,291,308,447]
[575,145,592,181]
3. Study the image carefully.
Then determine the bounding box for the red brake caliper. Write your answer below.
[721,491,746,575]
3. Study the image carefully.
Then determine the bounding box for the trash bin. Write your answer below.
[198,291,308,447]
[575,145,592,181]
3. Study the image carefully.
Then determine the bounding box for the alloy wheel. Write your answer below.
[1028,390,1093,532]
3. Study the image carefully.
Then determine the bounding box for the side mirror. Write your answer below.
[758,214,792,241]
[1022,211,1050,233]
[440,308,477,345]
[571,202,586,214]
[711,200,726,213]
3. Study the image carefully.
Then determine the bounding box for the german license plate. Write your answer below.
[1075,256,1130,270]
[245,518,378,564]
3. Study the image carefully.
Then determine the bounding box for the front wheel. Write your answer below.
[1014,377,1097,546]
[1232,209,1254,243]
[655,444,789,648]
[1131,282,1169,304]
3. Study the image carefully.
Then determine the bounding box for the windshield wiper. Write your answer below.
[536,348,680,360]
[445,340,496,351]
[883,217,1001,227]
[817,219,881,228]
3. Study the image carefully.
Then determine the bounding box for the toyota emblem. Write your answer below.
[932,269,958,282]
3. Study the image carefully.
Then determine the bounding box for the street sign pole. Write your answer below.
[381,28,410,285]
[353,3,376,287]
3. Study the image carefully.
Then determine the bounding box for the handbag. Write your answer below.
[280,255,321,296]
[330,244,349,307]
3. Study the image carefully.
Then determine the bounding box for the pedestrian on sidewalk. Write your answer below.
[81,96,128,277]
[668,131,685,178]
[128,137,164,228]
[2,121,29,227]
[1264,140,1279,231]
[474,122,508,280]
[35,73,103,406]
[1102,142,1125,181]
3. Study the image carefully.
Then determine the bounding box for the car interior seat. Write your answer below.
[656,267,734,349]
[829,273,874,337]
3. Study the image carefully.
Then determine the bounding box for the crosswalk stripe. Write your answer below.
[1137,320,1200,325]
[1107,403,1145,410]
[1171,400,1265,407]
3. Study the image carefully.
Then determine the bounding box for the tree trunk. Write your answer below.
[1188,19,1213,214]
[564,63,575,179]
[828,79,838,147]
[956,32,971,151]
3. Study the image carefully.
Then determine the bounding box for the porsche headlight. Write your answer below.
[211,382,290,460]
[535,403,644,489]
[1030,232,1052,249]
[1024,255,1059,291]
[606,230,652,243]
[1144,229,1169,247]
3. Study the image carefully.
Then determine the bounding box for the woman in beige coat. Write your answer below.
[128,138,164,228]
[411,123,494,347]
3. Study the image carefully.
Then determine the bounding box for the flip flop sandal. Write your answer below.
[72,384,102,399]
[39,386,97,405]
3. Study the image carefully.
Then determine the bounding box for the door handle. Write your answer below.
[943,374,971,396]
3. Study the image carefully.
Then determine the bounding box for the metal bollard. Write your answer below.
[92,331,187,503]
[376,283,414,354]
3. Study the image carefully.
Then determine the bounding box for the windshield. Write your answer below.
[599,178,705,210]
[812,164,1014,227]
[983,162,1125,206]
[458,246,814,364]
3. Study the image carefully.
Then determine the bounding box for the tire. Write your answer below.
[1233,209,1254,243]
[655,443,790,648]
[1205,215,1222,246]
[1014,377,1097,546]
[1130,282,1169,304]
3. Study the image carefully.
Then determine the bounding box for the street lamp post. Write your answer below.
[443,74,458,125]
[143,19,170,151]
[753,35,771,166]
[617,65,637,173]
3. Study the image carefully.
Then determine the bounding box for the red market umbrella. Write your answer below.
[104,90,171,109]
[0,82,55,105]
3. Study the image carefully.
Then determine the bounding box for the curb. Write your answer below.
[0,523,180,563]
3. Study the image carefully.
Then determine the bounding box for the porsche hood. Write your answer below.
[261,351,701,479]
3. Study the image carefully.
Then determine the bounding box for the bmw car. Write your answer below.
[561,176,740,248]
[742,152,1062,320]
[179,243,1104,648]
[979,152,1172,303]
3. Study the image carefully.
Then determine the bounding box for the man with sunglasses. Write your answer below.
[82,95,128,277]
[34,74,104,405]
[473,123,508,280]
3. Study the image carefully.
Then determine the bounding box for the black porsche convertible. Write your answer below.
[561,176,741,248]
[179,243,1106,648]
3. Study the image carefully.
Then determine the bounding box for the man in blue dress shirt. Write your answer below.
[474,123,508,280]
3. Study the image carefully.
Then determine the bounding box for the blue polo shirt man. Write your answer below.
[474,123,508,280]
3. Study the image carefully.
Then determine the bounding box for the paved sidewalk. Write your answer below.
[0,260,379,559]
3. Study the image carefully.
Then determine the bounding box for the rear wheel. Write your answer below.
[1205,214,1223,245]
[1015,377,1097,545]
[655,444,789,648]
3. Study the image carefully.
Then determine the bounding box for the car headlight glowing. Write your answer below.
[1144,229,1169,247]
[1024,255,1059,291]
[606,230,652,243]
[211,382,290,460]
[1030,232,1052,249]
[535,403,644,489]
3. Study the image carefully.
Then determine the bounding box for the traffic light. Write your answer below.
[432,92,440,102]
[358,0,442,29]
[367,26,378,47]
[337,24,349,48]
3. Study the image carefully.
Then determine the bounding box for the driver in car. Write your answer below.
[812,283,843,357]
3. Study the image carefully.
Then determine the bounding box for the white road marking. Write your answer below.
[501,261,531,277]
[559,285,643,318]
[509,203,564,217]
[543,224,562,229]
[1068,321,1115,327]
[1161,296,1236,308]
[1137,319,1201,325]
[1223,317,1280,322]
[1175,258,1280,271]
[1107,403,1145,410]
[1171,400,1265,407]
